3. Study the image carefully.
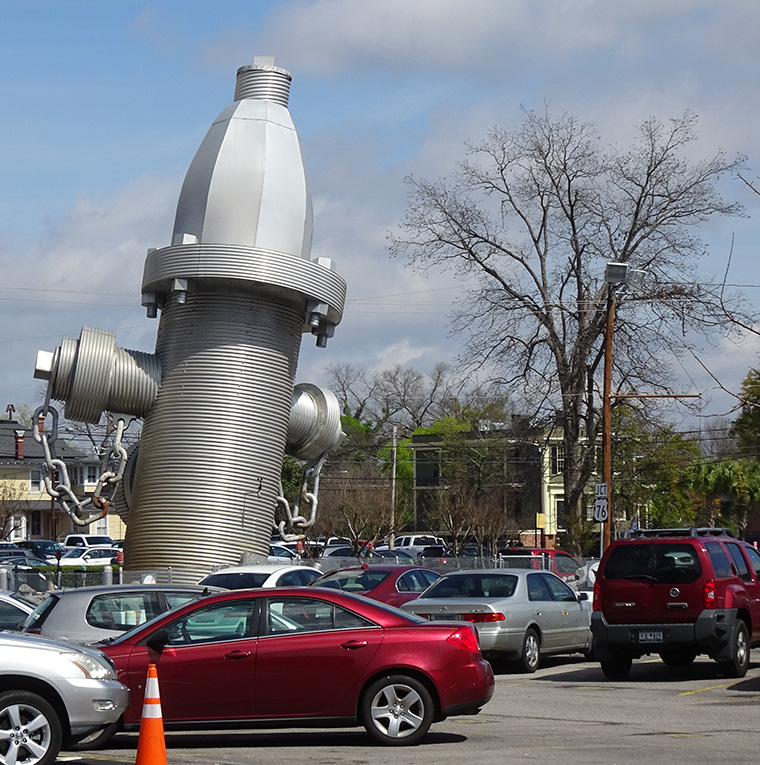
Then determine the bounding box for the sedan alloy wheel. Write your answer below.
[361,675,434,746]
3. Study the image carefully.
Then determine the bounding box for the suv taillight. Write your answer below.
[592,580,602,611]
[704,578,717,609]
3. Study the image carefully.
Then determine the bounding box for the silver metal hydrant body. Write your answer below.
[33,59,346,582]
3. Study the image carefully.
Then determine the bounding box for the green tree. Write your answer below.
[677,459,760,535]
[611,404,700,530]
[730,369,760,459]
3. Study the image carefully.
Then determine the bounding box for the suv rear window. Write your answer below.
[604,543,702,584]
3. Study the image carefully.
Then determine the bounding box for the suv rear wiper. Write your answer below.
[620,574,657,582]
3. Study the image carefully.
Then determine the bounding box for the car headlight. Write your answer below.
[62,651,116,680]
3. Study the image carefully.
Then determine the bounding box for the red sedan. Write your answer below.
[309,564,441,607]
[97,587,493,747]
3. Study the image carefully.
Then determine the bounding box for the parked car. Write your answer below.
[17,539,66,562]
[0,589,36,630]
[402,568,592,672]
[268,544,298,562]
[197,564,322,590]
[0,630,128,762]
[58,546,118,568]
[320,545,400,560]
[97,587,494,747]
[591,526,760,679]
[0,555,51,591]
[61,533,114,549]
[416,545,453,563]
[497,547,581,579]
[375,533,446,557]
[20,584,217,645]
[310,565,441,607]
[370,548,416,561]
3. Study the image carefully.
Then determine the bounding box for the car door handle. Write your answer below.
[224,650,252,660]
[341,640,368,650]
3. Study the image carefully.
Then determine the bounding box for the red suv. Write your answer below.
[591,527,760,679]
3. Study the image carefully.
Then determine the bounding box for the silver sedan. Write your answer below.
[401,568,592,672]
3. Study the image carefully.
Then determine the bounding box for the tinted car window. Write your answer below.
[314,570,392,592]
[397,570,440,593]
[165,600,256,644]
[527,573,552,601]
[705,542,733,578]
[744,545,760,578]
[424,573,518,599]
[266,597,372,634]
[555,553,580,575]
[0,601,27,630]
[604,543,701,584]
[540,573,577,602]
[87,593,157,630]
[725,543,753,582]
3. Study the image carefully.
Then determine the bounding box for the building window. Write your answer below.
[30,511,42,537]
[551,445,565,475]
[556,499,567,530]
[86,464,99,484]
[30,469,43,493]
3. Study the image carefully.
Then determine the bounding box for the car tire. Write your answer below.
[517,628,541,673]
[360,674,434,746]
[583,634,596,662]
[600,652,632,680]
[659,650,697,668]
[69,720,119,751]
[0,689,63,765]
[719,620,749,678]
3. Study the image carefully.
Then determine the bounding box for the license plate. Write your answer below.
[638,630,663,643]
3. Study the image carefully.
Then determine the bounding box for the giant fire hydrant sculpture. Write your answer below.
[33,58,346,582]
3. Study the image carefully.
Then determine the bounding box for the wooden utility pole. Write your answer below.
[601,287,615,552]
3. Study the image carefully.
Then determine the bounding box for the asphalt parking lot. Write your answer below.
[58,650,760,765]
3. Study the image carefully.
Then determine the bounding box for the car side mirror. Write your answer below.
[577,592,589,601]
[145,628,170,650]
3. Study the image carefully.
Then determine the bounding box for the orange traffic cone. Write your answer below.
[134,664,168,765]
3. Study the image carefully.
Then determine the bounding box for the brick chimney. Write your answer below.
[14,430,24,460]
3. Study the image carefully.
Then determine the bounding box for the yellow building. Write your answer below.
[0,414,125,543]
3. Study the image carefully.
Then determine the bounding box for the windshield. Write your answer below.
[21,594,58,631]
[312,569,392,592]
[198,572,270,589]
[423,573,518,599]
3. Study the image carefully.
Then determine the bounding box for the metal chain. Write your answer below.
[276,453,327,541]
[33,404,133,527]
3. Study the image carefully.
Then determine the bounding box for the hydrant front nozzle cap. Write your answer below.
[34,350,55,381]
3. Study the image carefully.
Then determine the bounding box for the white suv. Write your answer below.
[376,534,446,557]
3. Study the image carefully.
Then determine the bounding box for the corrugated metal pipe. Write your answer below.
[33,57,346,583]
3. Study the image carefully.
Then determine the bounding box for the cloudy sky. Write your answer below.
[1,0,759,429]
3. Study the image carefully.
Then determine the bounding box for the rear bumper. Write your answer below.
[438,657,494,718]
[591,609,737,657]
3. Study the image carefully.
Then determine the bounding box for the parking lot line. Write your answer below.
[678,682,733,696]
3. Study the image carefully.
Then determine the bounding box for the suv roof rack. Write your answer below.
[620,527,736,539]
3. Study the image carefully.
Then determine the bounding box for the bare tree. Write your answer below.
[316,464,408,551]
[0,481,31,540]
[391,109,746,548]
